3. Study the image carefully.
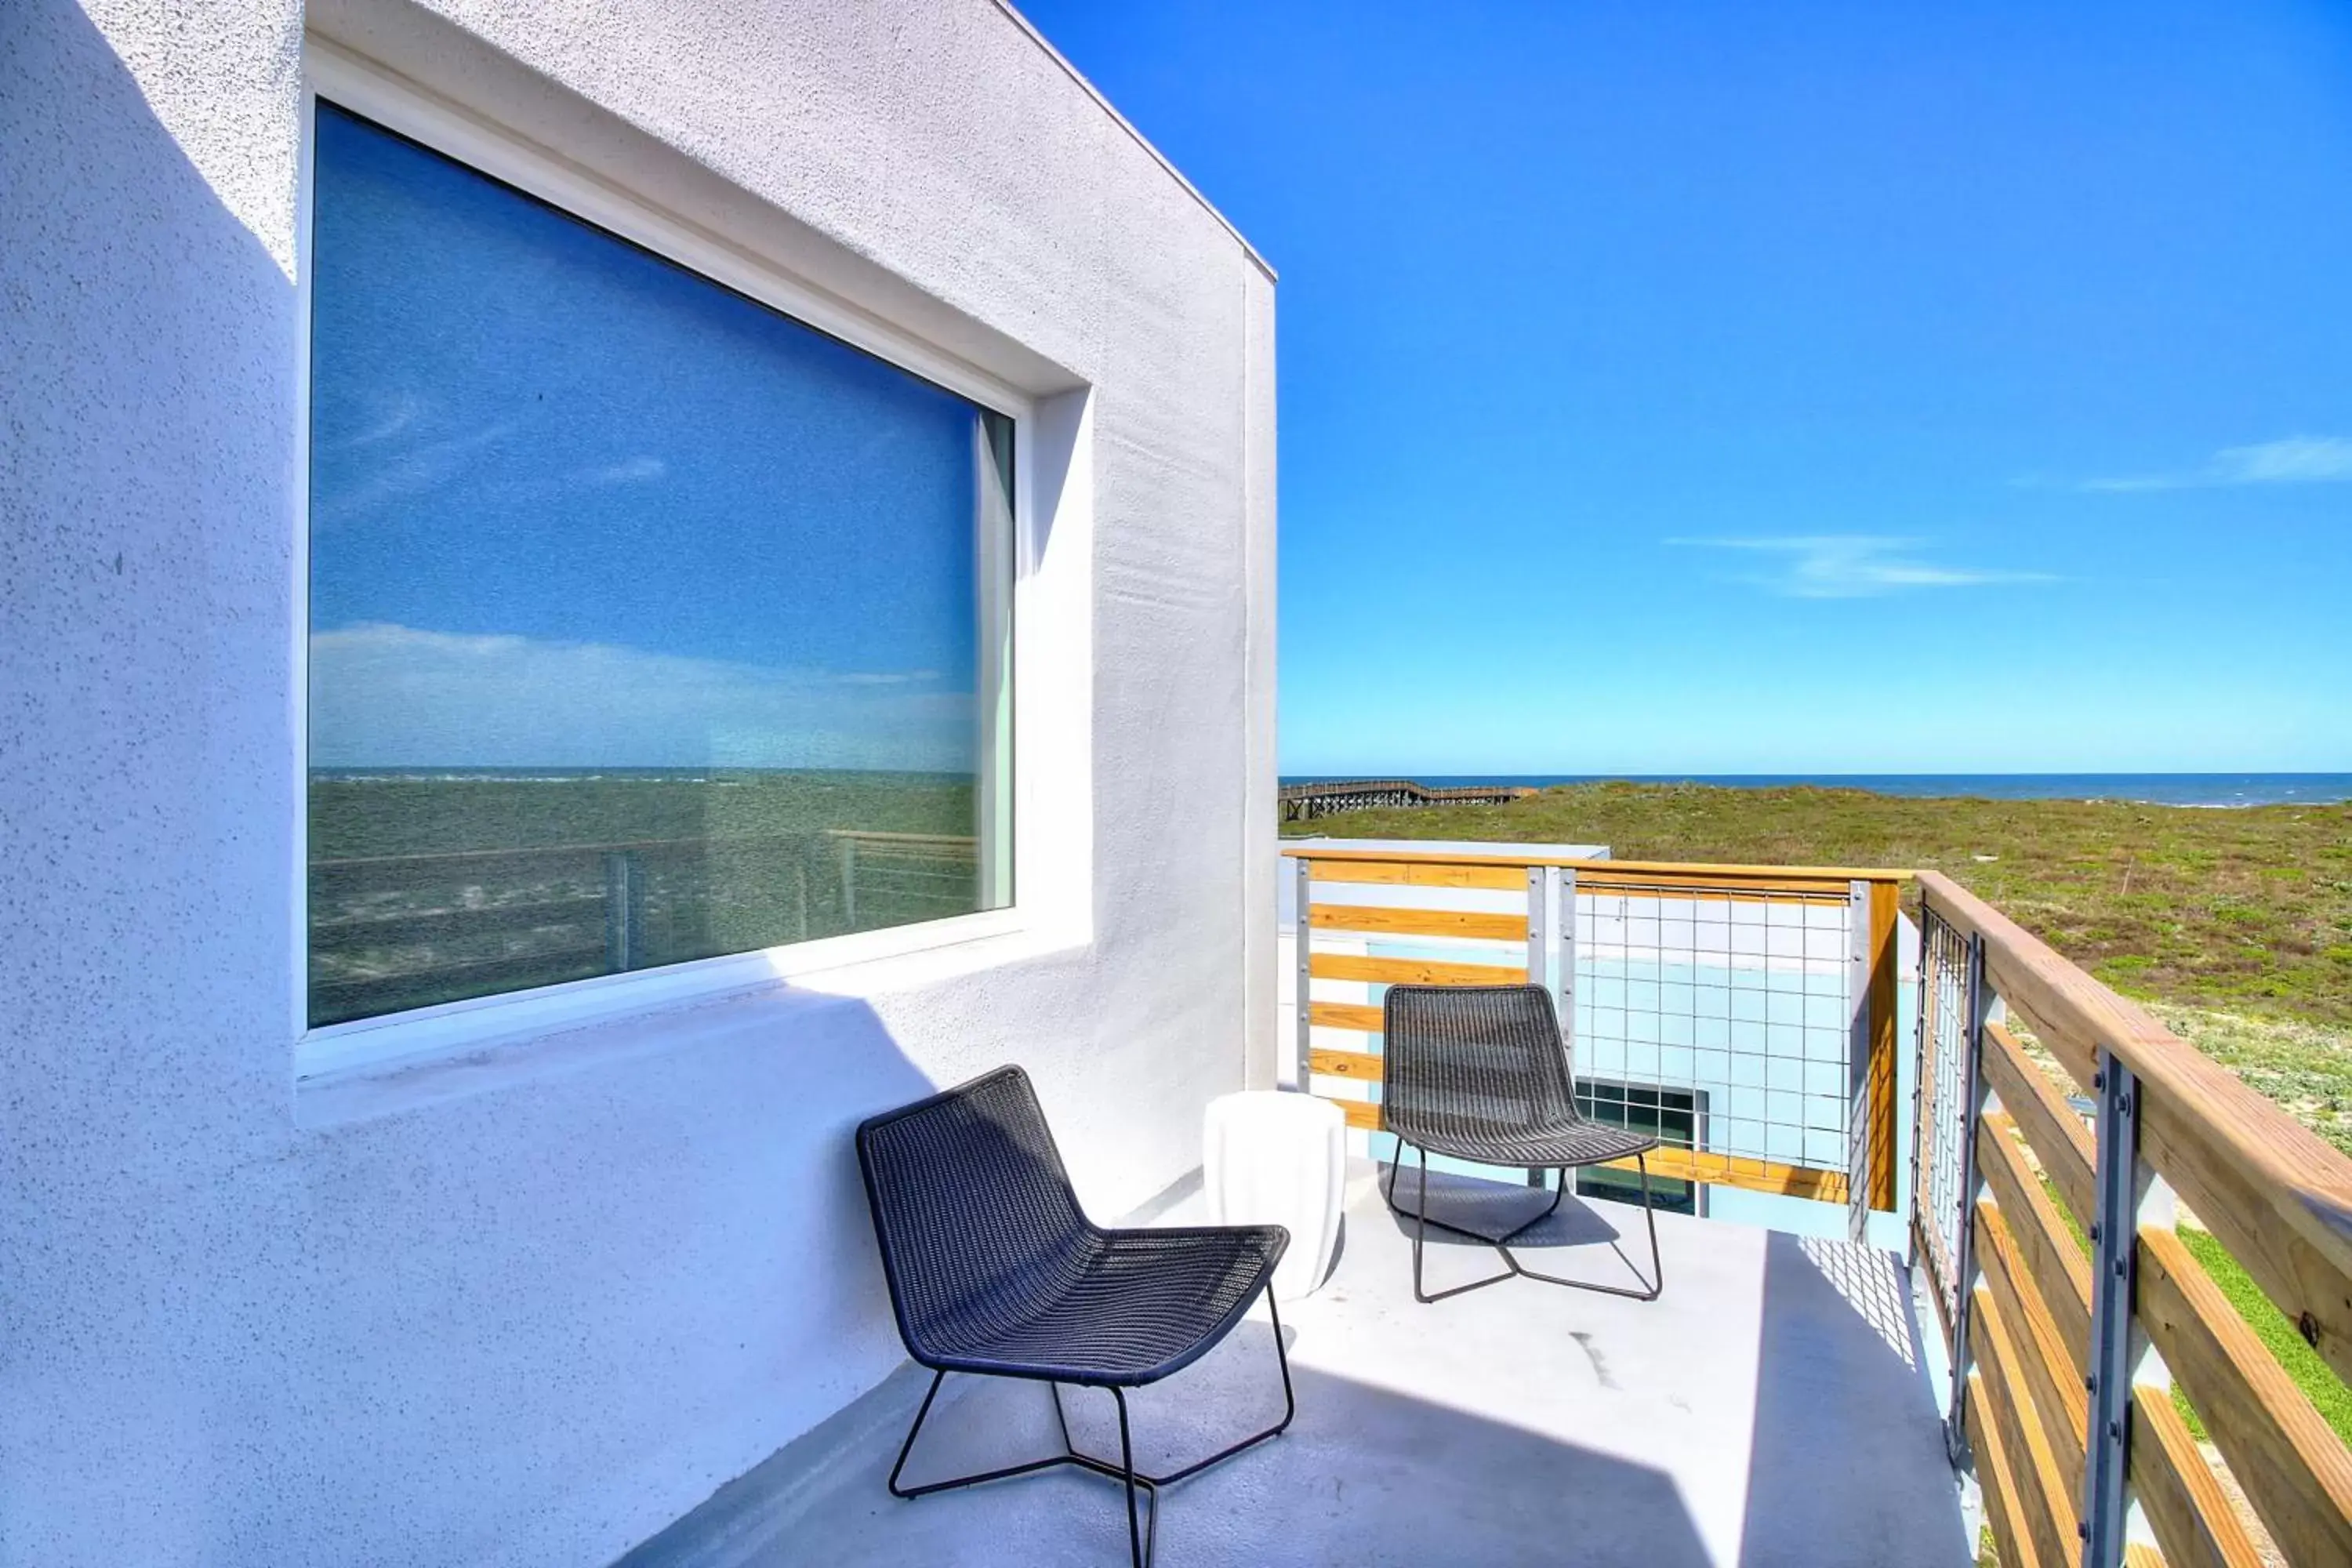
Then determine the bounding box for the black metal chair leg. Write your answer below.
[1110,1388,1154,1568]
[1387,1145,1665,1304]
[889,1368,1078,1499]
[884,1290,1294,1561]
[1142,1287,1295,1487]
[1385,1141,1522,1301]
[1266,1289,1297,1436]
[1399,1142,1519,1303]
[1413,1145,1425,1295]
[886,1368,946,1498]
[1500,1150,1664,1301]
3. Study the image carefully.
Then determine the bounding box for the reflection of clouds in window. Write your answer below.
[315,408,666,525]
[309,623,971,772]
[574,456,665,485]
[306,101,984,694]
[313,421,511,526]
[336,390,426,448]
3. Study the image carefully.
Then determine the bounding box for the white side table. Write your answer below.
[1203,1090,1346,1302]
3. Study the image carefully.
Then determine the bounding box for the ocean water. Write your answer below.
[1282,773,2352,808]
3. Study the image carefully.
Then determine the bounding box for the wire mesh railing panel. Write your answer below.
[1572,887,1857,1174]
[1915,903,1972,1322]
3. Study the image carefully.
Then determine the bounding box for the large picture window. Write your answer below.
[305,103,1014,1029]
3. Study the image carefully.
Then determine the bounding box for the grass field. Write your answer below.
[1284,781,2352,1152]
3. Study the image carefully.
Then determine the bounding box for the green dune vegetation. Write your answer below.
[1282,781,2352,1151]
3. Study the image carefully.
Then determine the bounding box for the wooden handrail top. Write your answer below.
[315,828,979,872]
[1277,779,1535,799]
[825,829,980,848]
[314,832,812,870]
[1916,869,2352,1300]
[1279,844,1913,883]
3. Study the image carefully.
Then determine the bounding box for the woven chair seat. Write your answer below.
[909,1224,1287,1385]
[1399,1116,1658,1171]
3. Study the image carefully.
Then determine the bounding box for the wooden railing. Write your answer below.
[1283,845,1907,1227]
[309,829,978,1025]
[1915,869,2352,1568]
[829,829,982,927]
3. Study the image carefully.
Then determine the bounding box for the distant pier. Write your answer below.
[1277,778,1535,823]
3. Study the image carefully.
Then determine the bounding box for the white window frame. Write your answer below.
[295,43,1054,1084]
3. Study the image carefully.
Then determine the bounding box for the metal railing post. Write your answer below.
[1525,865,1547,993]
[2082,1049,2143,1567]
[1846,878,1873,1244]
[1907,906,1935,1272]
[603,850,642,971]
[1942,931,1990,1467]
[1528,864,1549,1188]
[1293,855,1314,1093]
[1558,866,1578,1069]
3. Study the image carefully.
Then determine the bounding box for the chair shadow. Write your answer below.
[1376,1163,1627,1247]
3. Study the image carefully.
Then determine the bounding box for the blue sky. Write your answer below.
[1022,1,2352,774]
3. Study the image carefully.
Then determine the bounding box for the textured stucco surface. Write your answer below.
[0,2,1274,1563]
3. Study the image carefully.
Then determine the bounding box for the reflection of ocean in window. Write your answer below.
[304,103,1014,1027]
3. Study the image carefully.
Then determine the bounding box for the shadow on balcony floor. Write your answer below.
[620,1168,1968,1567]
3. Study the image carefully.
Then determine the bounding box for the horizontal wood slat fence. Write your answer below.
[1912,869,2352,1568]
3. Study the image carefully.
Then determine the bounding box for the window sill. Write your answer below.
[294,908,1076,1127]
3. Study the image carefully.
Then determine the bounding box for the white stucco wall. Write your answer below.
[0,3,1276,1564]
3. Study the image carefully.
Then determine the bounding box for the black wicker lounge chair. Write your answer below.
[855,1066,1294,1567]
[1380,984,1664,1304]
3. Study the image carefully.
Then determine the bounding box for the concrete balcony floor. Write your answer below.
[626,1167,1972,1568]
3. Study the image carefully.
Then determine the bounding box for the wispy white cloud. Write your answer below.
[314,423,512,524]
[2211,435,2352,484]
[1668,535,2055,599]
[318,435,667,525]
[339,392,427,448]
[2079,434,2352,492]
[309,623,967,771]
[574,456,667,485]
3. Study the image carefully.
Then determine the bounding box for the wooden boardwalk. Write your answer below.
[1276,778,1534,822]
